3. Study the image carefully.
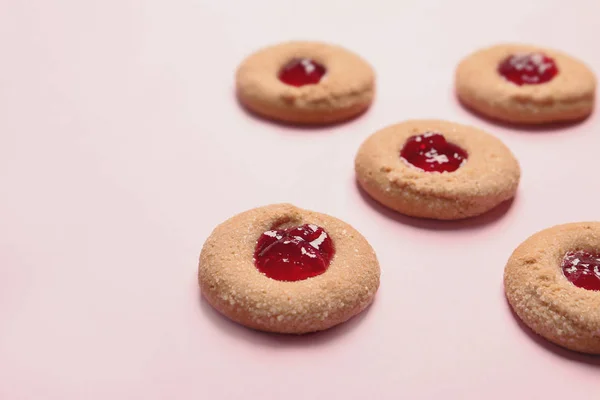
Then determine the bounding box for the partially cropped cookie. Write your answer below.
[355,120,520,220]
[456,43,596,124]
[504,222,600,354]
[236,41,375,125]
[198,203,380,334]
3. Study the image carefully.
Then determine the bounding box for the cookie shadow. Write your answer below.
[199,292,375,348]
[235,90,371,131]
[504,295,600,366]
[355,180,514,231]
[457,96,591,133]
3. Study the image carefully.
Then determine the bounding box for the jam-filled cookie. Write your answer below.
[235,41,375,125]
[198,203,380,334]
[355,120,520,220]
[504,222,600,354]
[455,43,596,124]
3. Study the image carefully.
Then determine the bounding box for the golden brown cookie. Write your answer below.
[198,203,380,334]
[455,43,596,124]
[235,41,375,125]
[354,120,520,220]
[504,222,600,354]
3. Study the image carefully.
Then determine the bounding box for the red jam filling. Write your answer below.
[278,58,326,87]
[254,224,334,282]
[400,132,468,173]
[498,53,558,86]
[561,250,600,291]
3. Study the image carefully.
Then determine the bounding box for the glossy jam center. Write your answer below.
[498,53,558,85]
[561,250,600,291]
[400,132,468,173]
[254,224,334,282]
[278,58,326,87]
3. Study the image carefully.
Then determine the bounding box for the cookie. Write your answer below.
[354,120,520,220]
[455,43,596,124]
[504,222,600,354]
[198,203,380,334]
[235,41,375,125]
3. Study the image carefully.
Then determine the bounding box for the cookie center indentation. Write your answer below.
[254,224,335,282]
[497,53,558,85]
[562,250,600,291]
[278,58,326,87]
[400,132,468,173]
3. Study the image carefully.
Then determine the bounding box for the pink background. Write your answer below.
[1,0,599,398]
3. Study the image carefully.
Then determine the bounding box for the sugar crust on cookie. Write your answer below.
[354,120,521,220]
[198,203,381,334]
[504,222,600,354]
[236,41,375,125]
[455,43,596,124]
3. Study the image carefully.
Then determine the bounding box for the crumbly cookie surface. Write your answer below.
[236,41,375,125]
[199,203,380,334]
[455,43,596,124]
[354,120,520,220]
[504,222,600,354]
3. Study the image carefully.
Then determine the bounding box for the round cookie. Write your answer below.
[354,120,520,220]
[455,43,596,124]
[198,203,380,334]
[235,41,375,125]
[504,222,600,354]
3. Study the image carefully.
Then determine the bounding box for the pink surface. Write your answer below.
[1,0,599,398]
